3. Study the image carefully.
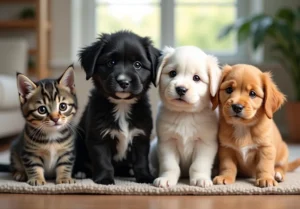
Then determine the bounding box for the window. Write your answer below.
[80,0,250,62]
[96,0,161,46]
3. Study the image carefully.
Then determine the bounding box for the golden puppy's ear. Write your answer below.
[262,72,286,119]
[155,46,175,86]
[211,65,232,110]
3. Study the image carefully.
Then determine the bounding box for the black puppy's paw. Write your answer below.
[136,174,155,184]
[93,176,115,185]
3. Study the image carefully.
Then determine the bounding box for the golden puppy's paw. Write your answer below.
[56,177,76,184]
[213,175,235,185]
[275,171,284,182]
[27,178,46,186]
[255,177,278,187]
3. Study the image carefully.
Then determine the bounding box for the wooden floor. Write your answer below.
[0,195,299,209]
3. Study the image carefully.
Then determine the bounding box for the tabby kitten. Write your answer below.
[10,66,78,186]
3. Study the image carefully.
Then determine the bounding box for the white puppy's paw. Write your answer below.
[190,178,213,188]
[153,177,177,188]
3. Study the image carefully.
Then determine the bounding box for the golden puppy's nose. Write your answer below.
[176,86,188,96]
[232,104,244,113]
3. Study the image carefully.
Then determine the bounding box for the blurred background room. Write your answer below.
[0,0,299,160]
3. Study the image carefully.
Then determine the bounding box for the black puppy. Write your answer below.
[73,31,160,185]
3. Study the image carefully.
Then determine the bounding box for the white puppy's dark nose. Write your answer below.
[117,79,130,89]
[176,86,188,96]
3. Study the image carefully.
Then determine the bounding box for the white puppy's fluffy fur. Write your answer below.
[150,46,221,188]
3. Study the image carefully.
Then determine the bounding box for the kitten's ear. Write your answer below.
[16,72,37,104]
[58,65,76,94]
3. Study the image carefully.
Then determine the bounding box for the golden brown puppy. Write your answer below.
[212,64,300,187]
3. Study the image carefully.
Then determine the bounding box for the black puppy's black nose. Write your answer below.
[176,86,188,96]
[117,80,130,89]
[232,104,244,113]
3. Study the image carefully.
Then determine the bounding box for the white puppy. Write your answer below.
[150,46,221,188]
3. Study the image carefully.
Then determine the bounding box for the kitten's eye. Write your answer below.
[193,75,200,82]
[249,90,256,98]
[59,103,67,111]
[107,60,116,67]
[38,106,47,114]
[225,87,233,94]
[133,61,142,70]
[169,70,177,78]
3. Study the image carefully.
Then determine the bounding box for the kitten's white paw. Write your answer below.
[74,172,86,179]
[153,177,177,188]
[190,178,213,188]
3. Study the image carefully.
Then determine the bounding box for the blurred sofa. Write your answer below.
[0,38,28,138]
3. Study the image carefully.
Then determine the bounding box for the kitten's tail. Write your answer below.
[288,159,300,172]
[0,164,10,172]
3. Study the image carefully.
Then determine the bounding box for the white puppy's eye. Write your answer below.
[193,75,200,82]
[169,70,177,78]
[133,61,142,70]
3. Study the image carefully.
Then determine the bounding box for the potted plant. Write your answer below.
[218,7,300,141]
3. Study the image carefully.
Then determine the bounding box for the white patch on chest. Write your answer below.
[231,125,258,162]
[102,100,145,161]
[43,145,58,177]
[41,131,64,177]
[240,144,258,162]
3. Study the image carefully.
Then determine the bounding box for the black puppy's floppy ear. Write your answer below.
[79,33,110,80]
[142,37,161,87]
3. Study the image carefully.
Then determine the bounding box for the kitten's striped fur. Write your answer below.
[11,66,77,186]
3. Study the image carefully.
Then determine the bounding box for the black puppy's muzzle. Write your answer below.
[117,78,130,90]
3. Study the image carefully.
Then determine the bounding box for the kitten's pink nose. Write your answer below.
[50,117,59,123]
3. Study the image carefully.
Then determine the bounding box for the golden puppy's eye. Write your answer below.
[169,70,177,78]
[225,87,233,94]
[249,90,256,98]
[193,75,200,82]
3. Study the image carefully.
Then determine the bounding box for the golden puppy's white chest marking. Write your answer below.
[232,125,258,162]
[240,144,258,162]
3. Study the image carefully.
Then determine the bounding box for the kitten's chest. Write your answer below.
[40,144,63,177]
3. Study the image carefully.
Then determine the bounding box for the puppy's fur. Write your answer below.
[73,31,160,185]
[212,64,300,187]
[150,46,221,188]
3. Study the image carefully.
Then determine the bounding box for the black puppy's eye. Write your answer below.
[38,106,47,115]
[249,90,256,98]
[225,87,233,94]
[193,75,200,82]
[169,70,177,78]
[107,60,116,67]
[133,61,142,70]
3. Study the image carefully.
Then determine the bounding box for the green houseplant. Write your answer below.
[218,7,300,141]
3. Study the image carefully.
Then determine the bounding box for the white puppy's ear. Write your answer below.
[155,46,175,86]
[207,55,221,97]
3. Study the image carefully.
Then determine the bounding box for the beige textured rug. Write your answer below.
[0,172,300,195]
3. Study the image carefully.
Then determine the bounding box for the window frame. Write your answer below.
[76,0,260,63]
